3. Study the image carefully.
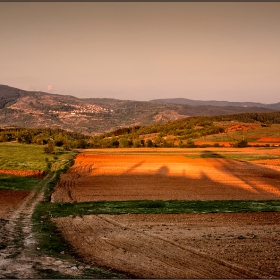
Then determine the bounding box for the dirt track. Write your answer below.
[54,212,280,279]
[51,153,280,202]
[0,173,87,279]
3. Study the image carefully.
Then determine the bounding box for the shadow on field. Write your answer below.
[209,156,280,197]
[51,153,280,203]
[156,166,169,176]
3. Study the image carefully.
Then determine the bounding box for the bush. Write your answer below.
[234,139,248,148]
[145,139,153,147]
[44,140,54,154]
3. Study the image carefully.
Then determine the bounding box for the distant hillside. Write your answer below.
[172,104,272,117]
[0,84,276,135]
[151,98,280,110]
[0,85,21,108]
[0,85,189,135]
[91,111,280,148]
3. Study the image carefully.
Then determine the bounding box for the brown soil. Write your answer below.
[225,124,258,133]
[251,159,280,166]
[54,212,280,279]
[51,154,280,203]
[0,169,45,178]
[0,190,31,219]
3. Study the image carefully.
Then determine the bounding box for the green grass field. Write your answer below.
[0,142,77,172]
[0,143,54,171]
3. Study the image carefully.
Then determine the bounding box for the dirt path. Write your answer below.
[0,172,85,279]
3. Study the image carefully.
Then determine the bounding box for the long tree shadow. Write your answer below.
[207,155,280,198]
[51,153,280,203]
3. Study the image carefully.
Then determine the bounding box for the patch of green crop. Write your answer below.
[41,200,280,217]
[0,174,40,191]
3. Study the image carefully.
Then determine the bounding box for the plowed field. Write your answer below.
[51,153,280,202]
[251,159,280,166]
[0,190,31,219]
[51,149,280,278]
[54,212,280,279]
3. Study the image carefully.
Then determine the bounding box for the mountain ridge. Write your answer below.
[0,84,277,135]
[150,98,280,110]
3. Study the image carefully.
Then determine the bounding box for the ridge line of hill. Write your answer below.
[0,84,278,135]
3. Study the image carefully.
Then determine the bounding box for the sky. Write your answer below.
[0,2,280,103]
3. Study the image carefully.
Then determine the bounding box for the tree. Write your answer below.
[119,138,130,148]
[111,137,119,148]
[133,139,142,148]
[77,139,87,149]
[44,140,54,154]
[145,139,153,147]
[62,141,71,151]
[235,139,248,148]
[0,133,8,142]
[186,139,196,148]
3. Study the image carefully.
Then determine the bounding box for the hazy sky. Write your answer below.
[1,2,280,103]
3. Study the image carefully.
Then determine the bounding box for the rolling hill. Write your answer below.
[151,98,280,110]
[0,84,277,135]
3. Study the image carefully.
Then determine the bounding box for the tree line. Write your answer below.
[0,128,90,150]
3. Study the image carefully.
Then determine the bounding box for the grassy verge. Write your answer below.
[33,199,73,258]
[39,200,280,217]
[32,150,77,258]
